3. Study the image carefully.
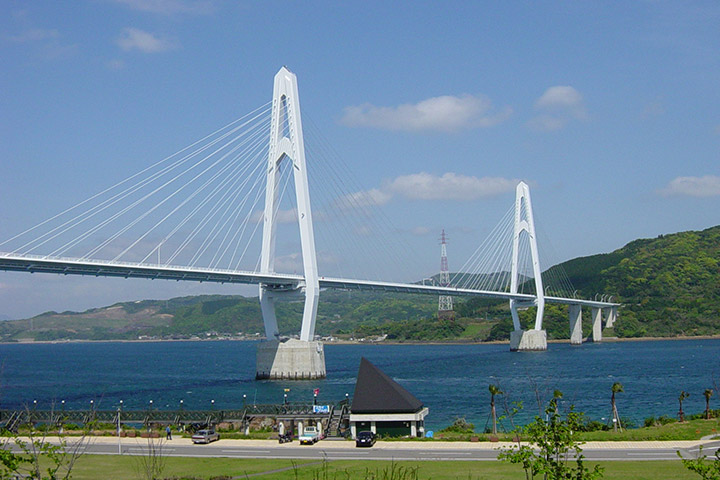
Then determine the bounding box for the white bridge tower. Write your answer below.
[255,67,325,379]
[508,181,547,351]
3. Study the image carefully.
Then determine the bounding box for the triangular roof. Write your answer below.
[351,357,424,414]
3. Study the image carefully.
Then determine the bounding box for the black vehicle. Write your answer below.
[278,432,293,443]
[355,430,377,447]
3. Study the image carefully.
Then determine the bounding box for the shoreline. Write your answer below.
[3,334,720,346]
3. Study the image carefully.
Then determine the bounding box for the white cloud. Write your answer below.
[116,28,175,53]
[106,59,126,70]
[387,172,518,200]
[341,94,511,132]
[535,86,586,115]
[8,28,59,43]
[530,86,587,131]
[338,172,519,210]
[410,226,431,236]
[336,172,518,210]
[337,189,392,209]
[273,253,302,273]
[354,225,373,237]
[660,175,720,197]
[111,0,215,15]
[527,115,566,132]
[251,208,298,224]
[6,27,77,60]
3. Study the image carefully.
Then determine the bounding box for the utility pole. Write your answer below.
[438,229,454,320]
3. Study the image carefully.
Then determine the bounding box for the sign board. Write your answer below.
[312,405,330,414]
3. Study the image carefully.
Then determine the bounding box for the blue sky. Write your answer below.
[1,0,719,320]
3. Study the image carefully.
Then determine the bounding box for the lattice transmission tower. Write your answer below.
[438,229,455,320]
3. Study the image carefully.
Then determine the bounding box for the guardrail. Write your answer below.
[0,400,351,430]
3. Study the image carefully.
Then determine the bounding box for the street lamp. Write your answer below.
[211,399,215,410]
[149,400,153,411]
[179,399,184,411]
[243,394,247,408]
[313,392,317,405]
[90,400,94,410]
[283,393,287,405]
[345,393,349,404]
[117,400,123,454]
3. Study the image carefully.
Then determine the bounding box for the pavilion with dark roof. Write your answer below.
[349,357,429,438]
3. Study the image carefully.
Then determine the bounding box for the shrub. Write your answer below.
[440,418,475,434]
[644,415,676,427]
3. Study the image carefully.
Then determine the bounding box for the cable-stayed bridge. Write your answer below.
[0,67,617,380]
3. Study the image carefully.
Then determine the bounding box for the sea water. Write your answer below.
[0,339,718,431]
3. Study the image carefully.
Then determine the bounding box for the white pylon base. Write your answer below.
[510,329,547,351]
[255,339,326,380]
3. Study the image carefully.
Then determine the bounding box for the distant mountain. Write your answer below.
[0,291,437,342]
[1,226,718,342]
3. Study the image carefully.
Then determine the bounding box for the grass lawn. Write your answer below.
[426,416,720,442]
[47,456,705,480]
[577,417,720,441]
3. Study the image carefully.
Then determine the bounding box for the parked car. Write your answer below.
[355,430,377,447]
[299,426,320,445]
[192,428,220,444]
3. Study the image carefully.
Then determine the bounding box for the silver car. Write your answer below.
[192,428,220,444]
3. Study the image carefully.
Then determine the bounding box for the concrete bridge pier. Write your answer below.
[604,307,617,328]
[510,329,547,351]
[592,307,603,342]
[256,339,326,380]
[569,304,583,345]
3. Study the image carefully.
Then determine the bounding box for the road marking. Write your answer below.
[221,449,271,453]
[628,452,672,457]
[127,448,177,453]
[419,451,472,456]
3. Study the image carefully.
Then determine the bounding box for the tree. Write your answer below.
[552,390,563,415]
[489,384,504,435]
[679,447,720,480]
[679,391,690,422]
[134,436,167,480]
[498,394,604,480]
[704,389,714,420]
[610,382,623,432]
[0,404,91,480]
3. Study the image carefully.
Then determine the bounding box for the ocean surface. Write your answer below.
[0,339,718,431]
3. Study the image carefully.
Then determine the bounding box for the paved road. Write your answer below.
[51,437,720,462]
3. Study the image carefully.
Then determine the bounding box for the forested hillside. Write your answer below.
[1,226,718,342]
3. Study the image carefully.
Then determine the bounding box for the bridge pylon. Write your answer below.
[509,181,547,351]
[256,67,325,380]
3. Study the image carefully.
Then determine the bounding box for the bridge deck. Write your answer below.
[0,252,618,309]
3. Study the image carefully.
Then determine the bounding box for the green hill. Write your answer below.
[1,225,718,342]
[563,225,720,337]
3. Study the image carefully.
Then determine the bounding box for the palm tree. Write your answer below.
[611,382,623,432]
[489,384,503,435]
[552,390,563,415]
[678,391,690,422]
[703,389,713,420]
